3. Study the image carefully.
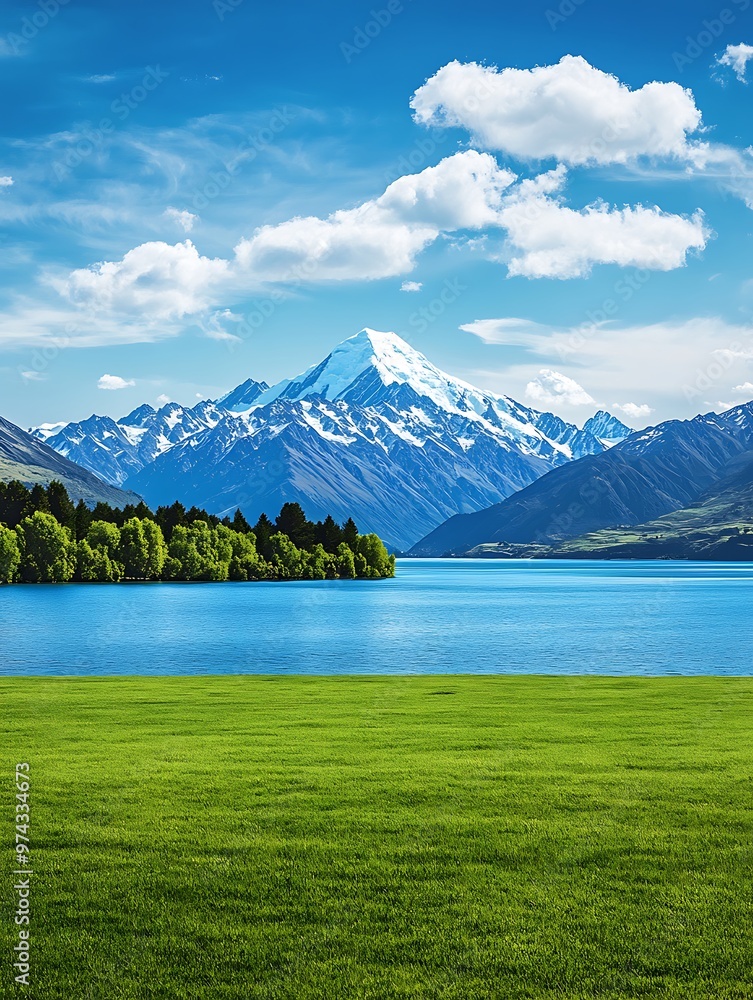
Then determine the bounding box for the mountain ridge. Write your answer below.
[31,328,632,549]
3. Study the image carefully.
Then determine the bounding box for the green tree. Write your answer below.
[76,539,122,582]
[16,511,76,583]
[221,526,262,581]
[335,542,356,579]
[253,513,275,560]
[0,525,20,583]
[355,534,395,578]
[269,532,306,579]
[119,518,167,580]
[167,521,232,581]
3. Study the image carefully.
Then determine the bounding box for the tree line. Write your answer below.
[0,480,395,584]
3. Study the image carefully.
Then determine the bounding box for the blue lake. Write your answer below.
[1,559,752,676]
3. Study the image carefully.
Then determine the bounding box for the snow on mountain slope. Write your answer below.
[32,400,227,487]
[33,329,632,548]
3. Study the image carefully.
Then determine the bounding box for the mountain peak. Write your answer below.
[583,409,632,446]
[249,327,497,413]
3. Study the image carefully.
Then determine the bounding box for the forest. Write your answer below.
[0,480,395,584]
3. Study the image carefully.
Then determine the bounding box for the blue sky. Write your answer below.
[1,0,753,428]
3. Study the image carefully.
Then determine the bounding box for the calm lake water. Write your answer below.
[1,559,751,676]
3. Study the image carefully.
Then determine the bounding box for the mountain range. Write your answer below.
[31,329,631,550]
[410,403,753,556]
[0,415,139,507]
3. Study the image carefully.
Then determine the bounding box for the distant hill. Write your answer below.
[410,404,753,556]
[0,414,141,508]
[550,453,753,560]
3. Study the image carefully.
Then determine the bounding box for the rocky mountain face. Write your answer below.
[1,414,140,507]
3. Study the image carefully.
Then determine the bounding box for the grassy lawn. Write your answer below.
[2,676,753,999]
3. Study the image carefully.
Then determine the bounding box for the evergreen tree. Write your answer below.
[90,502,118,525]
[29,483,51,516]
[342,517,359,547]
[0,482,32,528]
[253,513,275,560]
[275,502,314,551]
[315,514,343,552]
[47,480,76,531]
[231,508,252,534]
[74,500,93,541]
[155,501,186,541]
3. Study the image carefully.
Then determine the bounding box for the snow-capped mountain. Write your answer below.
[34,400,228,487]
[33,329,632,549]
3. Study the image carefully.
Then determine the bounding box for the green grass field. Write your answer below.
[3,676,753,999]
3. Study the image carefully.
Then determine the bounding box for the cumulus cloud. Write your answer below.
[163,206,198,232]
[498,166,709,278]
[60,240,230,320]
[732,381,753,393]
[411,56,703,166]
[613,402,654,418]
[98,374,135,390]
[400,281,422,292]
[525,369,595,407]
[717,44,753,82]
[235,150,516,281]
[156,393,171,405]
[0,176,13,187]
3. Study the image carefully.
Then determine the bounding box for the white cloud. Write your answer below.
[98,374,135,390]
[86,74,116,84]
[156,393,171,405]
[497,166,709,278]
[733,381,753,392]
[20,370,45,382]
[460,316,753,423]
[613,402,654,418]
[400,281,422,292]
[525,369,595,407]
[717,44,753,82]
[235,150,516,281]
[201,308,243,343]
[411,56,703,166]
[0,176,13,187]
[60,240,230,320]
[461,317,553,344]
[163,206,198,232]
